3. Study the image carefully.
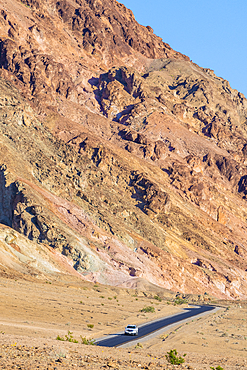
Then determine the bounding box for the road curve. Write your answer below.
[95,305,217,347]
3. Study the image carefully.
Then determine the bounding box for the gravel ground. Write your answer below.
[0,277,247,369]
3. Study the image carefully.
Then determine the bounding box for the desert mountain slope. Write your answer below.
[1,0,247,299]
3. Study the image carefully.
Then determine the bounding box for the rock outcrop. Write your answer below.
[1,0,247,299]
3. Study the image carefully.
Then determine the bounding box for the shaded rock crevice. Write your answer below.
[0,165,18,227]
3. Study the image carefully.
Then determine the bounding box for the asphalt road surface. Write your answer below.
[96,305,216,347]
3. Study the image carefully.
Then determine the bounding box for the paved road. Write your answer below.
[96,305,216,347]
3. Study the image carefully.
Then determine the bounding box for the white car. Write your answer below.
[124,324,138,336]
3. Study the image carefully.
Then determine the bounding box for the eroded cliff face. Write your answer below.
[1,0,247,299]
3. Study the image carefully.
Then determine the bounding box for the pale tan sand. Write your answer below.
[0,277,246,369]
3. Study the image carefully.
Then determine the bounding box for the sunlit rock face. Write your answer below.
[1,0,247,299]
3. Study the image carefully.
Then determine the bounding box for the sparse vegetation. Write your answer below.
[166,349,186,365]
[210,367,224,370]
[140,306,155,313]
[64,331,79,343]
[56,331,96,345]
[56,331,78,343]
[135,342,143,348]
[80,336,95,345]
[154,295,162,301]
[56,334,64,341]
[174,297,188,305]
[87,324,94,329]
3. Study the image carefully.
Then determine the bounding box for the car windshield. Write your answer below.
[126,325,136,329]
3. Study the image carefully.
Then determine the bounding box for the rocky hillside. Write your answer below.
[1,0,247,299]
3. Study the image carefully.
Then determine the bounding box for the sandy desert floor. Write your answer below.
[0,277,247,369]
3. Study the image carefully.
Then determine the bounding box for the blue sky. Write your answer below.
[121,0,247,97]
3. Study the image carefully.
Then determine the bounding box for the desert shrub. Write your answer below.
[80,336,95,345]
[210,367,224,370]
[56,334,64,341]
[135,342,143,348]
[65,331,78,343]
[166,349,186,365]
[174,297,188,305]
[56,331,78,343]
[87,324,94,329]
[140,306,155,313]
[154,295,162,301]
